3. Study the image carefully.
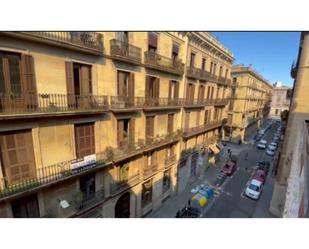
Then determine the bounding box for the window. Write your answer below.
[169,80,179,100]
[225,69,229,78]
[147,151,157,166]
[162,170,171,193]
[80,173,96,198]
[145,75,160,100]
[219,66,223,77]
[148,32,158,52]
[74,123,95,159]
[116,32,129,43]
[0,130,36,185]
[11,194,40,218]
[210,62,213,74]
[204,110,209,124]
[190,53,195,68]
[142,179,153,208]
[186,83,195,103]
[172,43,179,61]
[201,58,206,71]
[118,119,134,146]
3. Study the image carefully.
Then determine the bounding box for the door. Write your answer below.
[146,116,155,141]
[11,194,40,218]
[0,130,36,186]
[115,192,130,218]
[80,173,96,199]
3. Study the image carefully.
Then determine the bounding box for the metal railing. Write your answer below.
[74,189,105,212]
[110,39,141,63]
[186,67,201,79]
[200,70,216,82]
[143,97,184,108]
[0,93,109,115]
[165,154,176,167]
[109,96,144,109]
[0,154,109,199]
[213,98,229,106]
[144,51,184,74]
[110,173,140,195]
[143,162,159,179]
[183,120,222,137]
[184,98,204,106]
[24,32,104,51]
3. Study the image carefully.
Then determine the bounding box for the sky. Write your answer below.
[211,32,300,86]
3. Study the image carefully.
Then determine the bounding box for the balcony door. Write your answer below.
[65,61,92,109]
[117,118,135,147]
[116,32,129,43]
[148,32,158,53]
[145,76,159,105]
[80,173,96,200]
[0,130,36,186]
[186,83,195,104]
[146,116,155,142]
[168,80,179,104]
[0,52,37,112]
[74,123,95,159]
[117,71,134,106]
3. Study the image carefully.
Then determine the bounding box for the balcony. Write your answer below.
[0,93,109,119]
[200,70,217,82]
[109,96,144,111]
[165,154,177,168]
[182,120,222,138]
[217,76,229,86]
[213,98,229,106]
[184,98,204,108]
[143,97,184,110]
[4,32,104,55]
[110,39,142,65]
[73,189,105,213]
[0,151,110,200]
[110,173,140,195]
[144,51,184,75]
[143,162,159,179]
[186,67,201,79]
[144,132,180,151]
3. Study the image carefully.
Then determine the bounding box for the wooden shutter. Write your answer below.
[172,43,179,54]
[129,73,135,104]
[186,84,191,102]
[145,75,150,98]
[196,111,200,126]
[167,114,174,133]
[75,123,95,159]
[155,77,160,98]
[80,65,92,109]
[65,61,75,107]
[184,112,190,129]
[0,130,36,185]
[204,110,209,124]
[117,120,124,146]
[191,84,195,102]
[168,80,172,100]
[146,116,154,139]
[21,54,37,108]
[148,32,158,48]
[129,118,135,144]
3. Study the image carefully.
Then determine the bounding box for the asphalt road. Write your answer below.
[203,122,280,218]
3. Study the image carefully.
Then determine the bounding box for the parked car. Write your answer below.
[257,143,267,149]
[266,149,275,157]
[222,161,237,176]
[270,142,278,148]
[245,179,263,200]
[260,139,267,144]
[267,144,277,151]
[258,161,270,175]
[273,136,280,141]
[252,169,266,184]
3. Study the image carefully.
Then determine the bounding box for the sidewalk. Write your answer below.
[147,146,235,218]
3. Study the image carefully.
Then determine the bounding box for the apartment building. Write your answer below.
[225,65,273,142]
[270,32,309,217]
[0,31,233,218]
[269,84,292,119]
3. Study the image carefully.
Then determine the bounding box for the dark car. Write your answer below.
[222,161,237,176]
[176,206,200,218]
[258,161,270,174]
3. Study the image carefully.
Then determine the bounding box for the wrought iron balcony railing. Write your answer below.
[109,96,144,110]
[110,173,140,195]
[213,98,229,106]
[184,98,204,107]
[182,120,222,137]
[143,162,159,179]
[144,51,184,75]
[73,189,105,212]
[186,67,201,79]
[164,154,176,168]
[110,39,142,64]
[0,93,109,117]
[19,32,104,54]
[143,97,184,108]
[200,70,217,82]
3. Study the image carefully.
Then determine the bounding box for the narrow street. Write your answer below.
[203,123,278,218]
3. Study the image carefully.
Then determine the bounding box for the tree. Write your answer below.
[280,110,289,121]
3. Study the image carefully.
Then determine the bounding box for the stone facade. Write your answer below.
[0,32,233,217]
[225,65,273,142]
[269,86,291,119]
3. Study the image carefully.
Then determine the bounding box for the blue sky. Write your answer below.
[211,32,300,86]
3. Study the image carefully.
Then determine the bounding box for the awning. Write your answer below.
[209,144,220,155]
